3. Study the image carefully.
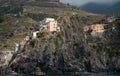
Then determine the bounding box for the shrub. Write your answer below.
[37,29,49,38]
[0,6,23,15]
[55,38,59,48]
[73,34,79,46]
[0,16,4,23]
[57,31,64,38]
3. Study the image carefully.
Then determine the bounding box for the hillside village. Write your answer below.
[0,0,120,75]
[82,17,120,60]
[0,16,120,68]
[84,17,119,39]
[0,17,60,67]
[0,15,120,75]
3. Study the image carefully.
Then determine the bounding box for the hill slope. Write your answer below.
[8,15,120,74]
[0,0,95,51]
[0,0,89,16]
[0,0,120,75]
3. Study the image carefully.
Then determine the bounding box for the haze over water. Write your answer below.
[60,0,119,6]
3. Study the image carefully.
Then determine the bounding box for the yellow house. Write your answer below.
[91,24,105,33]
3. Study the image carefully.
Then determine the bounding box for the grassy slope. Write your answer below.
[0,0,102,51]
[0,14,37,51]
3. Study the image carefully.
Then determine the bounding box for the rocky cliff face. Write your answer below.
[1,15,120,75]
[89,21,120,73]
[9,15,92,74]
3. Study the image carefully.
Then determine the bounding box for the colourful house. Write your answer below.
[101,17,115,23]
[90,24,107,38]
[46,20,58,32]
[37,18,60,32]
[32,31,40,39]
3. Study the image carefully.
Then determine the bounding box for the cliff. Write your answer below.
[7,16,120,75]
[0,0,91,53]
[0,0,119,75]
[8,15,91,74]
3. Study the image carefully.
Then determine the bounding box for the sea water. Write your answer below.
[6,73,120,76]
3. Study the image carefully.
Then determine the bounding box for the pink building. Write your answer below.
[37,18,60,32]
[101,17,115,23]
[47,21,58,32]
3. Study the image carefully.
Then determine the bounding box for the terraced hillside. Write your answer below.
[0,0,96,52]
[0,15,37,51]
[0,0,91,16]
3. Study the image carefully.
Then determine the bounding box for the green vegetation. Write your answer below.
[73,34,79,46]
[107,22,120,57]
[113,22,120,39]
[0,6,23,15]
[37,30,49,38]
[106,48,115,58]
[37,30,50,44]
[55,38,60,48]
[0,16,4,23]
[26,13,58,21]
[56,31,64,38]
[85,20,120,58]
[0,14,36,51]
[81,15,104,26]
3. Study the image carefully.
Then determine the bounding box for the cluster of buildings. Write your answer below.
[84,17,117,38]
[0,18,60,65]
[84,24,109,33]
[101,16,120,23]
[84,24,107,37]
[37,18,60,32]
[32,18,60,39]
[101,17,115,23]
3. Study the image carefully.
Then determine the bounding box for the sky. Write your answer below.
[60,0,119,6]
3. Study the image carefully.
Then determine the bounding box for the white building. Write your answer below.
[37,18,60,32]
[43,18,55,23]
[32,31,40,39]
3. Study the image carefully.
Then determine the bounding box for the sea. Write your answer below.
[6,73,120,76]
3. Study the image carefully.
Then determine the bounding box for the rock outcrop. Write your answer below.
[7,15,120,75]
[9,15,91,74]
[1,15,120,75]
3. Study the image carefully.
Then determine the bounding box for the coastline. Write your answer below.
[5,71,120,76]
[5,72,120,76]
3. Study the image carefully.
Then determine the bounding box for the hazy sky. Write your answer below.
[60,0,119,6]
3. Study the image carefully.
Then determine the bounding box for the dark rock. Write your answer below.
[7,15,120,74]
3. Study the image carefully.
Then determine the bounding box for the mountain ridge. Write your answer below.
[80,1,120,15]
[0,0,91,16]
